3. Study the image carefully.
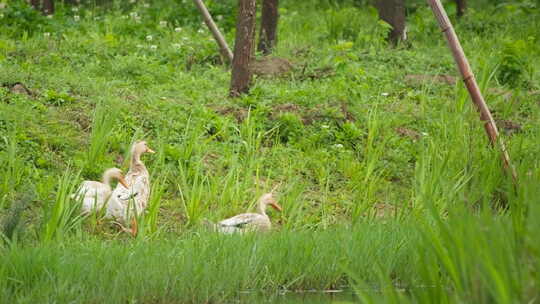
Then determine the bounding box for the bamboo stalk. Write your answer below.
[192,0,234,63]
[426,0,518,182]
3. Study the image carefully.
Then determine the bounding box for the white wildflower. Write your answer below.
[159,20,167,27]
[143,3,150,8]
[146,35,153,41]
[46,14,53,19]
[44,32,50,37]
[174,27,182,32]
[321,125,329,129]
[421,132,429,136]
[129,12,138,17]
[150,45,157,50]
[129,0,136,3]
[216,15,223,21]
[71,7,79,12]
[334,143,344,149]
[74,15,80,21]
[381,92,389,97]
[197,29,204,34]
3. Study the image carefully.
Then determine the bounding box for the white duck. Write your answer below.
[72,168,129,214]
[213,193,282,234]
[106,141,154,228]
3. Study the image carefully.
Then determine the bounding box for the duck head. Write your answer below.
[257,193,282,214]
[132,140,155,155]
[103,168,129,188]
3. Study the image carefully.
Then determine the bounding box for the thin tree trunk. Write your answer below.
[376,0,406,45]
[42,0,54,15]
[30,0,41,10]
[257,0,279,55]
[193,0,234,63]
[426,0,517,183]
[455,0,466,17]
[229,0,257,97]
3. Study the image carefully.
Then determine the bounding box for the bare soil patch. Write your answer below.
[212,105,249,123]
[496,119,522,135]
[395,127,422,141]
[404,74,457,86]
[3,82,33,96]
[251,57,294,77]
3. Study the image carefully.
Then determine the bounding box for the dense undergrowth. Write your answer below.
[0,0,539,302]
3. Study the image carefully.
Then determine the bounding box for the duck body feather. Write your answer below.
[217,212,272,233]
[106,163,150,222]
[210,193,281,234]
[73,181,112,214]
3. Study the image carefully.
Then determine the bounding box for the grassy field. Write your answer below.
[1,0,540,302]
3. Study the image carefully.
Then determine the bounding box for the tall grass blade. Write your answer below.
[41,169,85,242]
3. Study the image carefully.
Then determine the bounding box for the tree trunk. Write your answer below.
[376,0,406,45]
[42,0,54,15]
[455,0,466,17]
[229,0,257,97]
[30,0,41,10]
[257,0,279,55]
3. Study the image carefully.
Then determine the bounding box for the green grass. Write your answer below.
[1,0,540,302]
[0,224,414,303]
[2,193,540,303]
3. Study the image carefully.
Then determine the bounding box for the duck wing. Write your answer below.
[74,181,111,213]
[106,172,149,220]
[218,213,267,228]
[130,173,150,210]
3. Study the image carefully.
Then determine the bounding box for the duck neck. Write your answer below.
[102,171,113,186]
[131,150,143,168]
[256,201,267,216]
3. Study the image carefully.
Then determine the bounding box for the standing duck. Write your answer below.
[72,168,129,214]
[106,141,155,230]
[213,193,282,234]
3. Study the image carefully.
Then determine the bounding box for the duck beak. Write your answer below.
[131,217,138,237]
[119,177,129,189]
[147,147,156,154]
[270,202,282,212]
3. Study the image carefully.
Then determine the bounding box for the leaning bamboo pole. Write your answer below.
[193,0,234,63]
[426,0,518,182]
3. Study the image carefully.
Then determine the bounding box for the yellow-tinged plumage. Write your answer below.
[72,168,128,214]
[106,141,154,226]
[213,193,282,234]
